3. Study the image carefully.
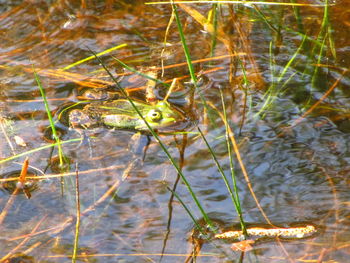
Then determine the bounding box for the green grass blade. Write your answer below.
[252,5,279,34]
[255,41,275,117]
[209,3,218,58]
[256,34,306,117]
[166,186,203,232]
[198,127,246,235]
[170,2,217,129]
[311,34,327,96]
[318,0,334,58]
[91,49,213,229]
[0,138,82,165]
[305,0,331,106]
[112,57,169,87]
[34,67,65,166]
[277,34,307,83]
[171,1,197,86]
[220,90,246,235]
[290,0,304,33]
[62,43,127,71]
[72,165,81,263]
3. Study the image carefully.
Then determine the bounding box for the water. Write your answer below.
[0,1,349,262]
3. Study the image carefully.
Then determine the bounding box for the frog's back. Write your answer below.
[102,114,142,129]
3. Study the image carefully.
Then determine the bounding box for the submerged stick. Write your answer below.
[215,225,317,240]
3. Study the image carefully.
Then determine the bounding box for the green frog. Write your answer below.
[67,98,188,133]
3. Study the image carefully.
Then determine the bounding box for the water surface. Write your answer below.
[0,1,349,262]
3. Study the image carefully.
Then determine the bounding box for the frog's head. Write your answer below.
[139,101,185,131]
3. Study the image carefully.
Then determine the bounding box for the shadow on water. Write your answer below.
[0,0,350,262]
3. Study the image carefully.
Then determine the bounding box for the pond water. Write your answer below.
[0,0,349,262]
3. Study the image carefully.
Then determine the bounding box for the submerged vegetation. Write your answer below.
[0,0,349,262]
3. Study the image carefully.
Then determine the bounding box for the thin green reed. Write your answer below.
[72,165,81,263]
[113,57,170,88]
[290,0,304,33]
[252,5,279,34]
[278,34,307,94]
[317,0,335,58]
[220,90,246,235]
[170,0,220,131]
[256,33,307,117]
[61,43,127,71]
[198,127,247,235]
[170,2,245,233]
[33,68,65,166]
[255,41,275,117]
[310,0,334,90]
[91,50,213,229]
[209,3,219,59]
[0,138,81,165]
[166,186,203,232]
[171,1,197,85]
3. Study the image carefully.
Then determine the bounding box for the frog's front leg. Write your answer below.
[68,109,94,153]
[69,109,95,130]
[128,132,151,160]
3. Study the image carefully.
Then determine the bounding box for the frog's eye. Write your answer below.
[147,109,162,122]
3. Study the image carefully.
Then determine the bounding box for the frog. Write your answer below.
[67,98,187,133]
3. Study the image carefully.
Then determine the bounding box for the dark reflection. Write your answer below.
[1,169,39,198]
[187,217,227,263]
[160,134,188,263]
[41,124,68,143]
[5,253,35,263]
[49,155,71,174]
[191,217,225,241]
[50,243,98,261]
